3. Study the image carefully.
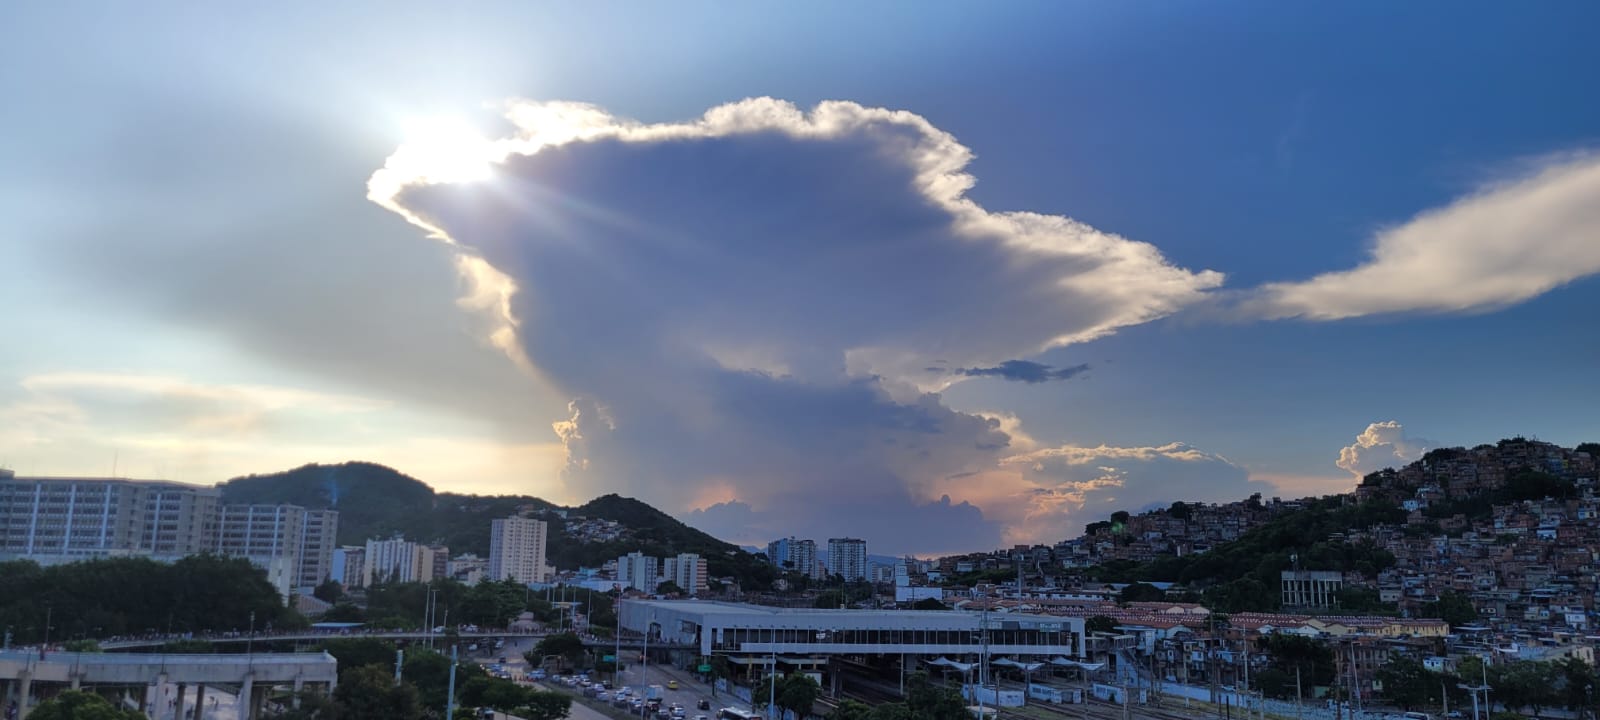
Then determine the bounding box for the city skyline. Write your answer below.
[2,4,1598,556]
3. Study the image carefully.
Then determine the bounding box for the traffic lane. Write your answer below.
[649,664,743,715]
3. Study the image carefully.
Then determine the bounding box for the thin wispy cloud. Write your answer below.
[1249,155,1600,320]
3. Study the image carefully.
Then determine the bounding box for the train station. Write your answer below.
[616,600,1093,703]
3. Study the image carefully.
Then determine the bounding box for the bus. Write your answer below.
[716,709,760,720]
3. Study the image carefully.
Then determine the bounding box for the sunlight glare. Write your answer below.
[391,116,496,184]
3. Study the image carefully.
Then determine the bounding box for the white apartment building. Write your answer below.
[297,509,340,591]
[0,472,339,598]
[662,553,708,595]
[366,537,422,588]
[0,473,218,563]
[617,551,660,593]
[488,516,552,584]
[827,537,868,582]
[766,537,820,579]
[216,504,306,599]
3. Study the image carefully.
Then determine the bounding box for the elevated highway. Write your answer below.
[0,650,336,720]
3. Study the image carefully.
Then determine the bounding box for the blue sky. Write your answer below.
[3,3,1598,555]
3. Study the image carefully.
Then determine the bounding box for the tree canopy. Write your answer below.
[0,555,302,643]
[26,691,145,720]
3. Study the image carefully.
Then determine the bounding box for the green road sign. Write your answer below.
[698,664,712,673]
[603,655,616,662]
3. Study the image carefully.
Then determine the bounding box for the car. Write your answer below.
[666,680,679,690]
[697,699,711,710]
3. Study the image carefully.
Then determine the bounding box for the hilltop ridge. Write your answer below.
[215,462,771,588]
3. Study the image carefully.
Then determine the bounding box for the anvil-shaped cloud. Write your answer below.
[371,98,1226,552]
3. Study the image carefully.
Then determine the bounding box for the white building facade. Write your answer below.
[827,538,868,582]
[488,516,552,584]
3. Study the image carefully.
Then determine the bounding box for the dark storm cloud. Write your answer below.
[956,360,1090,383]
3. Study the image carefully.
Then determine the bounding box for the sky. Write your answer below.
[3,3,1598,556]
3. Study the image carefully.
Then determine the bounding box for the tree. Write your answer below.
[529,632,586,668]
[1256,634,1335,696]
[814,590,846,609]
[1376,655,1431,710]
[757,673,820,717]
[1085,615,1119,635]
[320,637,396,670]
[655,580,685,596]
[903,672,969,720]
[313,579,344,604]
[333,664,422,720]
[27,691,145,720]
[321,603,365,623]
[1118,582,1166,603]
[911,598,947,611]
[1110,510,1131,525]
[513,692,571,720]
[1557,655,1599,716]
[1496,660,1559,717]
[1419,590,1478,628]
[1167,501,1193,521]
[826,699,873,720]
[865,704,915,720]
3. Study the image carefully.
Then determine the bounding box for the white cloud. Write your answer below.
[1336,420,1433,477]
[927,441,1273,546]
[371,97,1225,552]
[1253,155,1600,319]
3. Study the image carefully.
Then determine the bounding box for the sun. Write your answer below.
[390,115,497,184]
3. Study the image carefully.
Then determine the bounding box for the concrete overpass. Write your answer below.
[101,630,693,653]
[0,650,336,720]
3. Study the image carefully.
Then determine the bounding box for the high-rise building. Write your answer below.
[827,538,868,582]
[330,546,366,588]
[488,516,551,583]
[661,553,707,595]
[766,537,818,579]
[0,474,218,564]
[616,551,660,593]
[216,504,306,599]
[363,537,437,585]
[297,509,340,591]
[0,473,341,599]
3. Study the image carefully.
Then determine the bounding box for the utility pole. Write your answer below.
[446,644,458,720]
[1295,665,1303,720]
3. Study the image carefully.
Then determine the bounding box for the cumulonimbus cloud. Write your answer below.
[1250,155,1600,320]
[1336,420,1433,478]
[370,97,1225,552]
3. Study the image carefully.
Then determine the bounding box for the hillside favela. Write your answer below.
[4,3,1599,720]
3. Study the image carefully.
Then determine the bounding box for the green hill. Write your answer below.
[219,462,437,543]
[216,463,773,588]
